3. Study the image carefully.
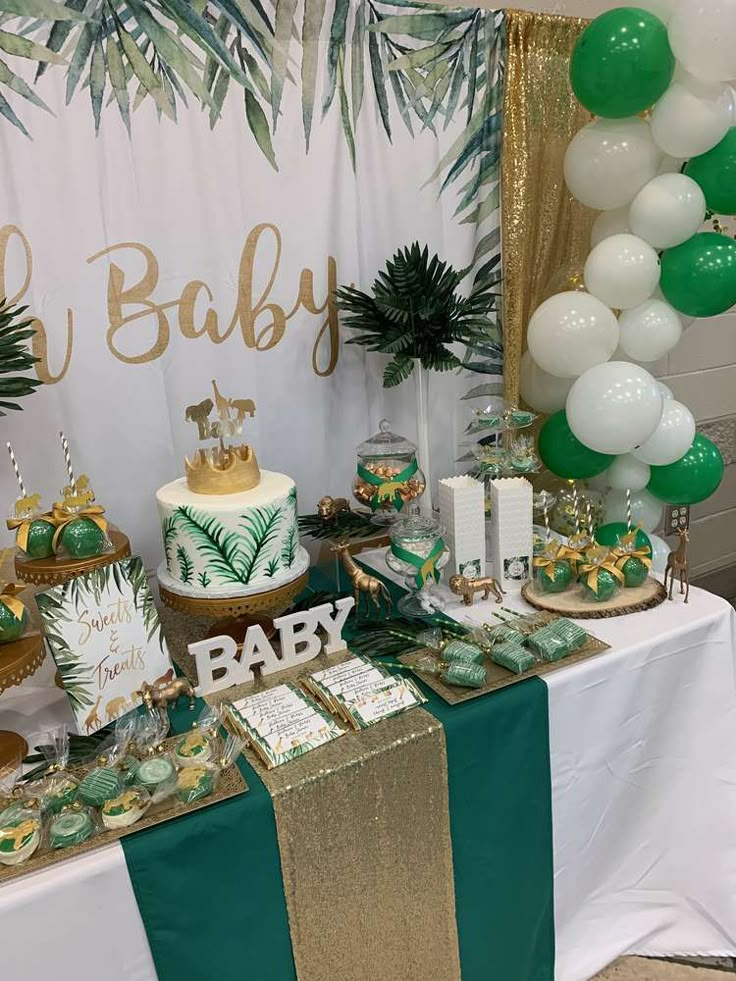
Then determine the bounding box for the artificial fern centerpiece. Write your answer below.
[0,298,43,415]
[334,244,497,388]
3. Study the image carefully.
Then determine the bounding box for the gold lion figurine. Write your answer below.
[449,574,504,607]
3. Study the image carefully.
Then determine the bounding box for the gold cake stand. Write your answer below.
[15,528,131,587]
[159,570,310,641]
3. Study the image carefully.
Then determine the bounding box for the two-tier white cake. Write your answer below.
[156,384,308,598]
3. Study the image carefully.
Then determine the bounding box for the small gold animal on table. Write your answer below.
[317,496,350,521]
[331,541,391,618]
[664,527,690,603]
[138,677,196,711]
[449,574,505,606]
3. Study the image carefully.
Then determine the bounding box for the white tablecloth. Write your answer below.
[2,563,735,981]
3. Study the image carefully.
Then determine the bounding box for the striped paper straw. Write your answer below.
[6,442,25,498]
[59,432,75,489]
[626,488,632,535]
[571,481,580,536]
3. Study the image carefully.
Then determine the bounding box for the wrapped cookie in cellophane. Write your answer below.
[101,786,152,830]
[36,725,79,815]
[77,716,136,809]
[133,710,176,804]
[418,627,487,667]
[176,733,244,806]
[173,705,221,769]
[48,801,98,850]
[0,752,43,866]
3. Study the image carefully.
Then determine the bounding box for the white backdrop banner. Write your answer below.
[0,1,503,567]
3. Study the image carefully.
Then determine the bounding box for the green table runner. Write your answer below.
[122,569,554,981]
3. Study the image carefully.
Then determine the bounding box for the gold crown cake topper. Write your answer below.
[184,380,260,495]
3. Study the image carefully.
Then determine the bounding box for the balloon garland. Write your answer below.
[521,3,732,521]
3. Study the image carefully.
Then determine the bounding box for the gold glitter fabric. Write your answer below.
[501,9,594,405]
[163,608,461,981]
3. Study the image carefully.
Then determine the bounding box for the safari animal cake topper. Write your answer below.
[184,380,260,495]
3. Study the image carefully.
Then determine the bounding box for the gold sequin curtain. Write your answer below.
[501,9,594,405]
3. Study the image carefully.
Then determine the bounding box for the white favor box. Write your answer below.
[438,475,486,579]
[488,477,533,592]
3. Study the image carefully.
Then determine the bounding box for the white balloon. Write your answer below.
[636,0,677,21]
[564,118,662,212]
[591,208,630,249]
[731,87,736,125]
[566,361,663,455]
[526,292,619,380]
[604,489,664,533]
[653,286,695,328]
[658,381,675,401]
[632,400,696,465]
[519,350,574,413]
[649,533,672,577]
[629,174,706,249]
[651,72,733,158]
[584,234,661,311]
[605,454,651,492]
[669,0,736,83]
[618,299,683,362]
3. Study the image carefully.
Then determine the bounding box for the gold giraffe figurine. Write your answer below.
[664,527,690,603]
[331,540,391,618]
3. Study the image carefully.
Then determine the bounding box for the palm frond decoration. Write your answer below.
[264,555,280,578]
[0,299,43,414]
[239,504,282,583]
[174,505,245,584]
[162,516,177,573]
[335,242,497,387]
[176,543,194,584]
[298,510,375,541]
[35,590,96,711]
[197,569,211,589]
[281,525,298,568]
[348,616,469,658]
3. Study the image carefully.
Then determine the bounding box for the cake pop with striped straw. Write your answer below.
[5,442,55,558]
[52,433,109,559]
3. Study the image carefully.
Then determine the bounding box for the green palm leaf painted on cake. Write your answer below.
[176,544,194,584]
[197,570,211,589]
[173,505,245,584]
[239,505,282,583]
[162,516,177,573]
[264,556,280,578]
[281,525,298,568]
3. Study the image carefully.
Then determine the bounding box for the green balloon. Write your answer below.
[660,233,736,318]
[685,127,736,215]
[595,523,651,552]
[538,411,614,480]
[60,518,106,558]
[647,434,724,505]
[570,8,674,118]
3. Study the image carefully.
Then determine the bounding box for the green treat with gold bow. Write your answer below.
[533,543,574,594]
[7,501,55,559]
[51,473,109,559]
[0,583,28,644]
[557,535,591,580]
[579,545,625,603]
[612,530,652,588]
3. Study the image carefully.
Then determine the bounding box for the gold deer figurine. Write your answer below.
[331,541,391,618]
[664,528,690,603]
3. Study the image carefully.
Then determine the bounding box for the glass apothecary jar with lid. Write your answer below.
[353,419,426,525]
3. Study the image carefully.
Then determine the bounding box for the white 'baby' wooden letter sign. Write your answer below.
[189,597,355,696]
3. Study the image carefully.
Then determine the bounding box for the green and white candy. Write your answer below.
[0,811,41,865]
[49,809,94,849]
[135,757,177,801]
[78,767,123,808]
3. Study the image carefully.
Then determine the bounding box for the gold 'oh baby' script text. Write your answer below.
[0,223,340,382]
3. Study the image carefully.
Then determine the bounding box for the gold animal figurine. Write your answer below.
[61,474,95,510]
[14,493,42,518]
[331,541,391,618]
[84,694,103,733]
[664,528,690,603]
[229,398,256,424]
[449,574,505,607]
[212,379,231,420]
[317,496,350,522]
[185,398,214,439]
[138,677,196,711]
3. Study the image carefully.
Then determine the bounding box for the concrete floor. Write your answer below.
[596,959,731,979]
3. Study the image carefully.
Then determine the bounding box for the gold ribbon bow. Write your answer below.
[533,544,568,578]
[0,582,25,621]
[579,558,625,594]
[50,504,108,552]
[613,546,652,572]
[6,513,52,553]
[557,544,585,571]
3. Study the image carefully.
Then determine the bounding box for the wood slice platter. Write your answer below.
[521,576,667,618]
